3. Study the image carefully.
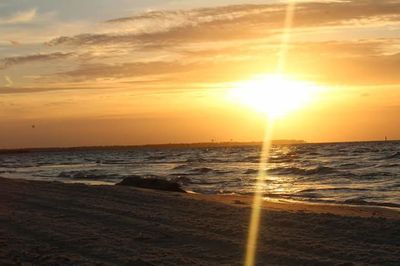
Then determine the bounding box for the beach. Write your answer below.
[1,177,399,265]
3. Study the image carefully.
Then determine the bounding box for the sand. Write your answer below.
[0,177,399,265]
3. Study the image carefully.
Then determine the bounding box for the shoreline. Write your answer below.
[3,176,400,220]
[189,193,400,220]
[1,177,399,265]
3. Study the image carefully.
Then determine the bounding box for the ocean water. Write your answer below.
[1,141,399,208]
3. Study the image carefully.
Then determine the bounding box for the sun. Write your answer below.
[228,74,319,118]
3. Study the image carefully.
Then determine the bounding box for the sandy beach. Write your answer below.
[0,177,399,265]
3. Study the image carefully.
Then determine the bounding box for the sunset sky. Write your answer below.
[1,0,400,148]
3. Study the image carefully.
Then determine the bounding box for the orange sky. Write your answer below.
[1,0,400,148]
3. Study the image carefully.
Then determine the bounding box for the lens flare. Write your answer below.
[244,1,298,266]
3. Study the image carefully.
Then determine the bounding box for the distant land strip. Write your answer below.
[0,140,307,154]
[1,139,399,154]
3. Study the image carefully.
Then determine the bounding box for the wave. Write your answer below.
[268,166,337,176]
[262,193,400,208]
[299,187,370,194]
[240,154,297,163]
[243,156,259,163]
[172,164,190,170]
[294,192,322,199]
[99,159,133,165]
[58,170,121,180]
[269,156,295,163]
[244,169,258,175]
[0,163,35,168]
[378,163,399,168]
[307,152,321,156]
[351,148,373,154]
[342,198,400,208]
[185,158,208,163]
[187,167,233,175]
[189,167,214,174]
[0,170,16,174]
[146,155,167,160]
[339,163,359,168]
[356,171,393,178]
[262,192,323,200]
[385,152,400,159]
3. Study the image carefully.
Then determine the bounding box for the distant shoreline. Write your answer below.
[0,140,305,154]
[1,139,399,154]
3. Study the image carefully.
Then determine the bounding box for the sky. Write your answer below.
[1,0,400,148]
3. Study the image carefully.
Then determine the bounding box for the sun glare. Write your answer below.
[229,74,318,118]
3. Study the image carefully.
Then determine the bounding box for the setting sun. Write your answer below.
[228,74,319,118]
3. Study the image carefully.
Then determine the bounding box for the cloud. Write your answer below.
[0,8,37,25]
[47,39,400,85]
[47,1,400,48]
[58,61,197,81]
[0,85,97,94]
[103,4,281,35]
[0,52,74,69]
[3,0,400,94]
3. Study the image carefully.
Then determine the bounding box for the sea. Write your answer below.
[1,141,399,208]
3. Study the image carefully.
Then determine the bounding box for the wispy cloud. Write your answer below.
[47,1,400,48]
[0,52,74,69]
[0,8,37,25]
[47,39,400,86]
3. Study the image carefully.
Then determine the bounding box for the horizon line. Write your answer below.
[1,139,399,153]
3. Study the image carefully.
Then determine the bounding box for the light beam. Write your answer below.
[244,1,297,266]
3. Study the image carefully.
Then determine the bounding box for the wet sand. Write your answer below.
[0,177,399,265]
